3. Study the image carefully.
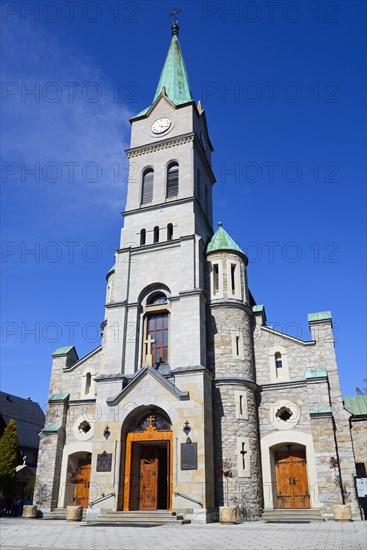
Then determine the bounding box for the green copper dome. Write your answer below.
[206,222,245,256]
[133,24,193,118]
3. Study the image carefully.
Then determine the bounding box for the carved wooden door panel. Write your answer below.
[275,452,293,508]
[275,451,310,509]
[291,452,310,509]
[139,447,158,511]
[75,460,91,508]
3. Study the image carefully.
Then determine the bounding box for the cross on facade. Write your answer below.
[240,442,247,471]
[144,334,155,355]
[147,415,156,428]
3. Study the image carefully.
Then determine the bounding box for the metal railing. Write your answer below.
[173,491,203,507]
[89,492,115,508]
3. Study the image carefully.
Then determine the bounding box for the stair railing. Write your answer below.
[89,492,115,508]
[173,491,203,507]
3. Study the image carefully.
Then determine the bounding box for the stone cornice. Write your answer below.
[122,196,197,218]
[125,132,195,158]
[261,379,307,390]
[209,301,253,316]
[215,376,258,391]
[68,399,96,406]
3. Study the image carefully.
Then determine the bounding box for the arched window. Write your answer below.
[146,312,169,364]
[153,226,159,243]
[140,228,146,246]
[85,372,91,395]
[275,352,283,369]
[147,292,167,306]
[167,223,173,240]
[166,162,179,197]
[143,291,170,367]
[141,169,154,204]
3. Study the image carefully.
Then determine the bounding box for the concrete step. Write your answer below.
[90,510,190,525]
[261,509,324,522]
[43,508,87,520]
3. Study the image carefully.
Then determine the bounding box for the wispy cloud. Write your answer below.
[1,12,133,238]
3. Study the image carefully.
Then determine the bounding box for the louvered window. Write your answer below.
[141,169,154,204]
[167,223,173,240]
[166,163,179,197]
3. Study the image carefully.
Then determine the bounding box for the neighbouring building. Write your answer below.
[35,21,365,522]
[0,392,45,495]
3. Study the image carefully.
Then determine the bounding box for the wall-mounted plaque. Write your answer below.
[96,451,112,472]
[181,442,197,470]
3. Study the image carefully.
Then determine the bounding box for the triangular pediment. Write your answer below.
[106,366,189,406]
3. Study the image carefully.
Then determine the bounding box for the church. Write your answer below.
[35,20,365,523]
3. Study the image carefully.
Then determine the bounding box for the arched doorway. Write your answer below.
[272,443,310,509]
[123,411,172,511]
[63,452,92,508]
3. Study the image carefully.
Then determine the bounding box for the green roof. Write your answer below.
[308,311,332,323]
[42,425,62,433]
[305,367,328,379]
[253,305,264,313]
[344,396,367,416]
[52,346,74,356]
[309,406,332,415]
[206,222,245,256]
[134,25,192,118]
[49,392,70,402]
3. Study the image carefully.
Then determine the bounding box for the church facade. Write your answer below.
[35,23,363,523]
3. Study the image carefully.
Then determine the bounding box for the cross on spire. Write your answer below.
[169,7,182,25]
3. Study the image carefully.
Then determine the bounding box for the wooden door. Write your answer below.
[139,447,158,511]
[275,451,310,509]
[75,460,91,508]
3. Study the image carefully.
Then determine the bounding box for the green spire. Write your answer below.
[152,24,193,106]
[207,222,245,256]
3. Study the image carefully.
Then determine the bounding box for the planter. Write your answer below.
[66,505,83,521]
[333,504,352,521]
[22,505,38,518]
[219,505,239,524]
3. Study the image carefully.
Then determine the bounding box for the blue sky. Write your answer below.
[1,0,366,410]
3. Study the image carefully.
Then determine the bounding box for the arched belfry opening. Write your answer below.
[120,407,173,512]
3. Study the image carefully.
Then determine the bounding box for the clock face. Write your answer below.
[151,117,171,134]
[200,131,208,151]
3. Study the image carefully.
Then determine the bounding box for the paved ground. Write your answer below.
[0,518,366,550]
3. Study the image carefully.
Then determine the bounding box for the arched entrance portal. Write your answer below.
[123,412,173,511]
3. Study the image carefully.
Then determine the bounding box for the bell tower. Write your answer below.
[102,20,216,375]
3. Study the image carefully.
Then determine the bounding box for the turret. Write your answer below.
[206,222,262,516]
